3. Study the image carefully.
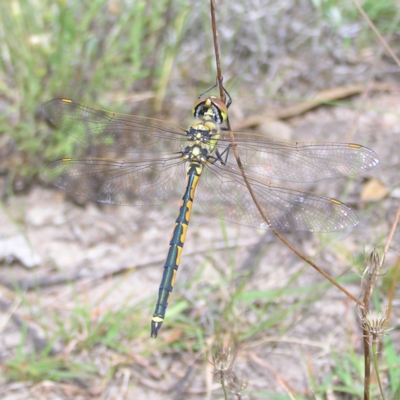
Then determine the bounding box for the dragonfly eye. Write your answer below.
[192,97,228,124]
[209,98,228,122]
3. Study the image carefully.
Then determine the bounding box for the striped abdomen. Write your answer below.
[151,162,202,338]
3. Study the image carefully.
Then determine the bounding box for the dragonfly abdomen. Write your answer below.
[151,162,202,337]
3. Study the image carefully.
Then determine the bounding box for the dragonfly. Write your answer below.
[42,86,379,337]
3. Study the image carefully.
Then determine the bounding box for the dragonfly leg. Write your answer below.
[209,145,232,166]
[198,80,232,108]
[198,82,218,99]
[222,85,232,108]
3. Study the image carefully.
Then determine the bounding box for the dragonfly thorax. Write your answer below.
[188,122,217,142]
[183,123,220,164]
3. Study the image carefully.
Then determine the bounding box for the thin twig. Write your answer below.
[209,0,358,304]
[380,204,400,270]
[387,255,400,320]
[353,0,400,67]
[210,0,225,104]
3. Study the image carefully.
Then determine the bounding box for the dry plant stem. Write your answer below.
[228,142,359,304]
[363,205,400,399]
[359,243,393,400]
[220,376,228,400]
[372,343,386,400]
[353,0,400,67]
[351,11,400,396]
[249,353,296,398]
[360,250,379,400]
[380,204,400,270]
[379,204,400,320]
[363,328,371,400]
[388,255,400,319]
[210,0,225,103]
[359,211,400,400]
[209,0,358,304]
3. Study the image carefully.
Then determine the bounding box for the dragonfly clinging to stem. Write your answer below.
[42,85,379,337]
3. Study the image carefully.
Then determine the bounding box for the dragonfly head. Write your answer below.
[192,96,228,124]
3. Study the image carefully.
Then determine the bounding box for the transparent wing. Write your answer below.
[42,99,189,205]
[197,164,358,232]
[43,99,379,181]
[42,99,187,154]
[215,131,379,182]
[42,156,186,206]
[42,99,375,230]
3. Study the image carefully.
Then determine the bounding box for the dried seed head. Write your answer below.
[366,249,380,276]
[211,346,236,376]
[361,248,380,283]
[361,309,390,343]
[227,371,247,396]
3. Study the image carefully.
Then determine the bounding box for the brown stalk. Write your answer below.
[210,0,226,104]
[353,5,400,397]
[209,0,358,304]
[380,204,400,273]
[358,207,400,400]
[359,249,379,400]
[358,203,399,400]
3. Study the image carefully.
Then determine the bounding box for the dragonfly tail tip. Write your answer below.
[151,318,164,338]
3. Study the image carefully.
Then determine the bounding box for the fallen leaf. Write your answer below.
[360,178,388,201]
